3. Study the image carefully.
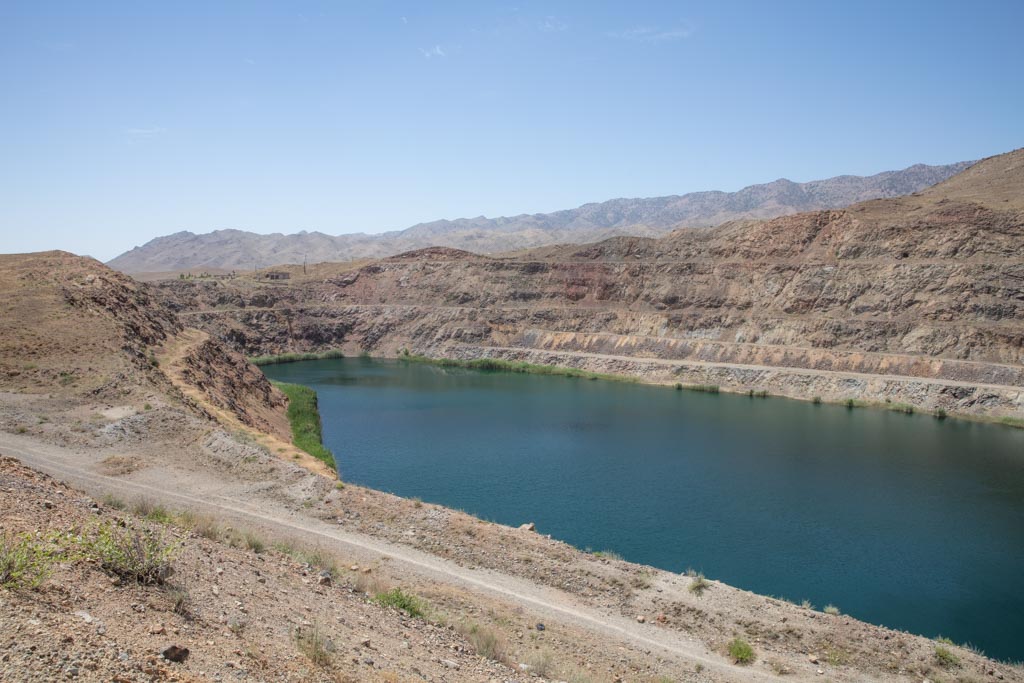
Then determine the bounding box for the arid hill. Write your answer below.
[158,149,1024,420]
[107,160,971,274]
[3,196,1024,681]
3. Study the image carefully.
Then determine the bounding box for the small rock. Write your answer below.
[317,572,332,587]
[109,577,122,587]
[162,646,189,663]
[43,500,54,509]
[636,615,646,624]
[349,565,360,572]
[441,659,459,670]
[518,522,536,532]
[149,624,165,635]
[817,669,824,676]
[360,638,371,648]
[362,657,374,666]
[808,654,820,664]
[535,623,545,631]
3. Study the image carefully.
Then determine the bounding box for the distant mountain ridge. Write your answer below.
[107,160,973,273]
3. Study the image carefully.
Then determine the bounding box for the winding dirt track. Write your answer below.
[0,433,801,683]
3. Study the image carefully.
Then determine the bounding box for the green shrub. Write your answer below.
[727,638,755,664]
[132,498,172,524]
[934,407,947,420]
[249,349,345,366]
[812,396,822,404]
[934,645,960,668]
[272,381,335,469]
[403,354,634,383]
[683,384,720,394]
[0,533,56,589]
[83,521,180,585]
[374,587,425,617]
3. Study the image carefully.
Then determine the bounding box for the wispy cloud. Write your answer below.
[538,16,567,32]
[610,24,694,43]
[125,126,167,140]
[419,45,446,59]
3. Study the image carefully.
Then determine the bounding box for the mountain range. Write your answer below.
[108,160,972,274]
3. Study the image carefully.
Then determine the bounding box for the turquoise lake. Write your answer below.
[262,357,1024,661]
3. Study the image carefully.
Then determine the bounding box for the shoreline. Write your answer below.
[275,349,1024,430]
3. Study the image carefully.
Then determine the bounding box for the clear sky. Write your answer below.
[1,1,1022,261]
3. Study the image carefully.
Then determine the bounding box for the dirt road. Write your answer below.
[0,432,792,683]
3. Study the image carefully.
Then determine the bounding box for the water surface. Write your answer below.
[263,357,1024,661]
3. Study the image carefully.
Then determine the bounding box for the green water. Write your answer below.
[263,357,1024,661]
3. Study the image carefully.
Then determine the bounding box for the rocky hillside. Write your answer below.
[0,251,292,446]
[157,150,1024,420]
[108,160,971,273]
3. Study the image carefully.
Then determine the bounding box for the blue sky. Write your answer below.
[1,1,1022,261]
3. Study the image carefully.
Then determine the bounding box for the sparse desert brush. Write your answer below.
[243,531,265,553]
[0,533,57,589]
[824,603,841,615]
[457,621,507,662]
[294,621,332,666]
[934,645,961,668]
[131,497,171,523]
[180,511,221,541]
[275,542,338,576]
[593,549,623,561]
[100,492,126,510]
[82,521,180,585]
[167,581,190,617]
[689,573,710,596]
[727,637,755,664]
[524,648,556,676]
